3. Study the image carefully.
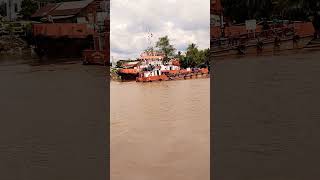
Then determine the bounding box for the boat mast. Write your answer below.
[146,26,154,55]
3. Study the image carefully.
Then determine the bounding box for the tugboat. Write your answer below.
[115,49,210,82]
[117,51,173,81]
[134,51,209,82]
[136,65,169,82]
[135,51,176,82]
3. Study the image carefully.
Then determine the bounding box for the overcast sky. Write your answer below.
[110,0,210,60]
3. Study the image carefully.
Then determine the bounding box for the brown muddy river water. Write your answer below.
[214,50,320,180]
[111,79,210,180]
[0,55,107,180]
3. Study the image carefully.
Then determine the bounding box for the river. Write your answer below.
[0,55,107,180]
[111,79,210,180]
[213,49,320,180]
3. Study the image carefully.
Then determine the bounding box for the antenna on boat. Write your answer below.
[145,26,154,55]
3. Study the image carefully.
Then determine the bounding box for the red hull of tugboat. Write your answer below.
[136,74,169,82]
[136,68,209,82]
[32,23,94,58]
[118,69,139,81]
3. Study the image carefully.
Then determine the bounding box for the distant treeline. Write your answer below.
[222,0,320,23]
[146,36,210,69]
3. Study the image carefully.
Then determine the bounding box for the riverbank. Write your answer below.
[0,35,29,55]
[110,67,121,81]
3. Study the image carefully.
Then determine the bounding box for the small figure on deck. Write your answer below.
[293,35,300,48]
[274,36,281,47]
[256,38,264,54]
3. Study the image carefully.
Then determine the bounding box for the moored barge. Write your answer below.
[136,68,209,82]
[116,51,209,82]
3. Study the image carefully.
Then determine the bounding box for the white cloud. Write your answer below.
[111,0,210,60]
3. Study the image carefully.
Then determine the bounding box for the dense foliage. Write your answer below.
[144,36,210,68]
[20,0,39,20]
[222,0,320,23]
[155,35,176,62]
[178,44,210,68]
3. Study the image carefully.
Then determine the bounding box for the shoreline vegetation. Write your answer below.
[116,36,210,69]
[0,19,32,55]
[221,0,320,33]
[111,36,210,81]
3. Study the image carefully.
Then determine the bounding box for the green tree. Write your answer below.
[155,36,176,62]
[176,44,210,68]
[201,48,210,68]
[222,0,272,23]
[176,51,187,68]
[20,0,39,20]
[246,0,273,19]
[222,0,320,22]
[274,0,320,19]
[272,0,320,32]
[186,43,198,67]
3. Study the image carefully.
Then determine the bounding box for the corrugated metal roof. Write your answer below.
[32,0,95,18]
[50,0,95,16]
[52,15,75,20]
[49,8,83,16]
[54,0,94,10]
[31,3,59,18]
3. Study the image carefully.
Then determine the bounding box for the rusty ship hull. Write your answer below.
[31,23,95,59]
[33,36,93,58]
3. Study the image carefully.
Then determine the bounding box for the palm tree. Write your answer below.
[273,0,319,19]
[245,0,272,19]
[222,0,272,22]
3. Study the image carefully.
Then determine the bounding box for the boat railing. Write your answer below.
[211,26,296,49]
